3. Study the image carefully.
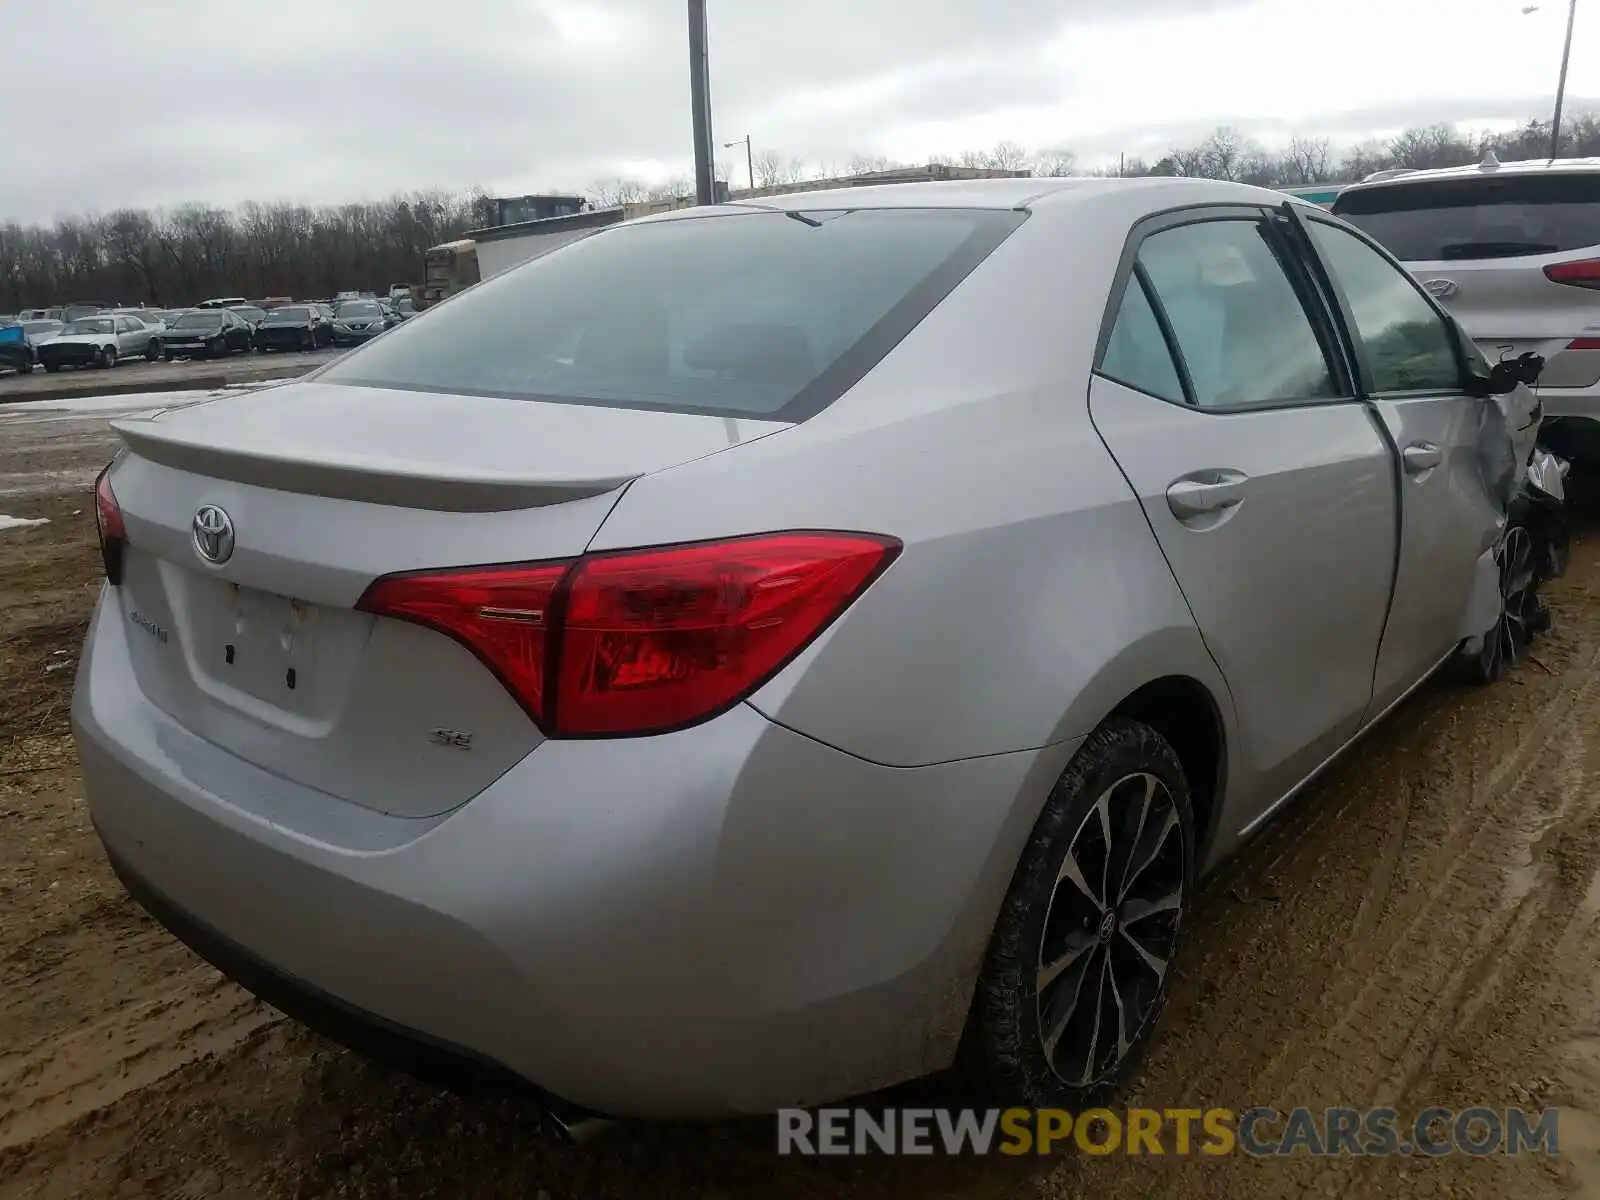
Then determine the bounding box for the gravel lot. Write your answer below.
[3,396,1600,1198]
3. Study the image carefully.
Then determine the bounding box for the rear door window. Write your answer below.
[319,207,1026,420]
[1333,172,1600,261]
[1134,218,1341,409]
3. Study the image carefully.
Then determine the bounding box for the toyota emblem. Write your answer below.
[1422,277,1460,299]
[192,504,235,565]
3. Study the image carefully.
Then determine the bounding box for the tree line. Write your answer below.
[4,110,1597,312]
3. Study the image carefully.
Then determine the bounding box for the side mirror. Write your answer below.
[1464,350,1545,398]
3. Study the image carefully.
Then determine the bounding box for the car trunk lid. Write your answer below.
[106,381,787,817]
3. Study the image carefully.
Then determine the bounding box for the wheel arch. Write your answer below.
[1105,674,1227,867]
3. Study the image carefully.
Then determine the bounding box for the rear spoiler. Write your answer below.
[110,417,633,513]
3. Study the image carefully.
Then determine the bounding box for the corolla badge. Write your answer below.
[1423,277,1460,299]
[191,504,235,565]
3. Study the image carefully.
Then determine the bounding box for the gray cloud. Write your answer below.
[0,0,1583,223]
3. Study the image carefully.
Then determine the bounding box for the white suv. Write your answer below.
[1333,155,1600,457]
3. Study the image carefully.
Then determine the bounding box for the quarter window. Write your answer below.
[1306,221,1461,393]
[1137,219,1340,409]
[1100,274,1185,404]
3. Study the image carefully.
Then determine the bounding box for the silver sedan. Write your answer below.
[74,177,1536,1122]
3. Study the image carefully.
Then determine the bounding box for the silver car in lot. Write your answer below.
[74,177,1536,1123]
[1333,156,1600,456]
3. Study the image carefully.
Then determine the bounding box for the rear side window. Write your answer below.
[1100,275,1184,403]
[1136,218,1340,409]
[319,208,1026,420]
[1333,173,1600,261]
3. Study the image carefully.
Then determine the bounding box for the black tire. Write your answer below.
[98,345,117,369]
[18,361,32,375]
[44,362,60,373]
[146,341,161,362]
[967,717,1194,1109]
[162,350,173,362]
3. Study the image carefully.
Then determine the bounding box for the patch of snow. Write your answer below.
[0,515,50,531]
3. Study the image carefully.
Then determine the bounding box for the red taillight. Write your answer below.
[94,464,126,585]
[1544,259,1600,289]
[358,561,569,726]
[1566,337,1600,351]
[358,531,900,737]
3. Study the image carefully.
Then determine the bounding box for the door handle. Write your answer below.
[1402,441,1443,476]
[1165,471,1248,520]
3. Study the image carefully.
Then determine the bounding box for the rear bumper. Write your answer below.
[101,842,596,1132]
[73,587,1072,1117]
[1537,383,1600,422]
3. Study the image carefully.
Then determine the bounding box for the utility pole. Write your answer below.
[1549,0,1579,158]
[725,135,755,191]
[687,0,716,205]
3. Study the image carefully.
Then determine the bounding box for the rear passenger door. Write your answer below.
[1298,216,1507,712]
[1088,208,1397,818]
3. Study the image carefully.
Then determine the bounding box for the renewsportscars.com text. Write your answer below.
[776,1106,1560,1157]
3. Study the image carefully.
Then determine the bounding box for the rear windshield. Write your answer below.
[1334,172,1600,261]
[319,207,1026,420]
[267,306,311,321]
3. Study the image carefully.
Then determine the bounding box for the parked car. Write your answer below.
[36,313,157,371]
[114,309,170,338]
[157,308,253,359]
[76,178,1538,1125]
[226,305,267,329]
[393,297,416,319]
[329,299,389,344]
[15,308,64,322]
[1332,155,1600,460]
[0,318,64,374]
[252,304,333,351]
[196,296,249,310]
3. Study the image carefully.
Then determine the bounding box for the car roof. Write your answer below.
[1337,154,1600,199]
[621,176,1315,228]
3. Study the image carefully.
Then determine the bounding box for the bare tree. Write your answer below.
[847,152,893,174]
[1279,136,1332,184]
[589,178,649,207]
[1032,148,1078,177]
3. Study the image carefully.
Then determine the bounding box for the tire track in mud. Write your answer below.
[1258,640,1600,1114]
[0,969,279,1151]
[1042,558,1600,1200]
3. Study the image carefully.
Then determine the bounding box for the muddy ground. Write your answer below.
[4,402,1600,1198]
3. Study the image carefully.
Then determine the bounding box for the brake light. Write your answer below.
[1544,259,1600,289]
[358,532,900,737]
[94,464,126,585]
[358,561,569,727]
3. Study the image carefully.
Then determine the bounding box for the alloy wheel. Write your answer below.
[1035,772,1183,1087]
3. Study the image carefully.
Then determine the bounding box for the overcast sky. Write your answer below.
[3,0,1595,223]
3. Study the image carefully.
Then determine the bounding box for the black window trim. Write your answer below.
[320,205,1031,424]
[1092,203,1359,416]
[1289,205,1472,400]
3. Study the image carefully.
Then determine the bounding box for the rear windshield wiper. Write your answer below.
[785,211,822,228]
[1438,240,1560,260]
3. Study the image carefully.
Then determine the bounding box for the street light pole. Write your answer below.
[1549,0,1579,158]
[687,0,716,205]
[724,135,754,191]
